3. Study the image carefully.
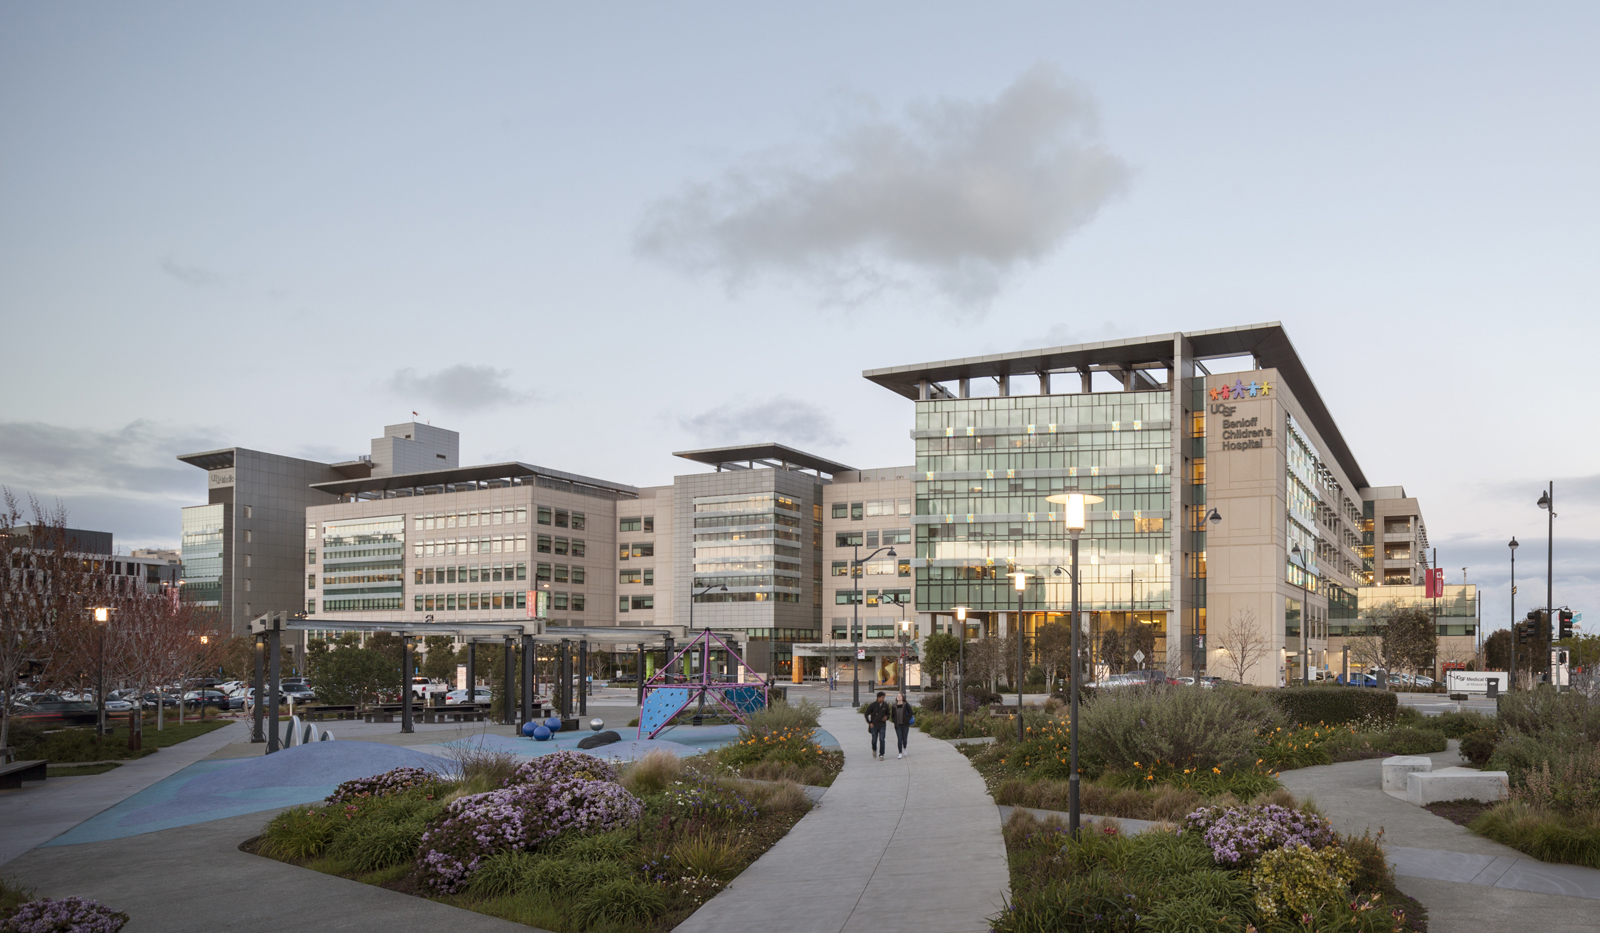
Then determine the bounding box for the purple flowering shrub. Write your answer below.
[1183,803,1338,868]
[327,766,441,804]
[503,750,619,787]
[418,778,642,893]
[1,896,129,933]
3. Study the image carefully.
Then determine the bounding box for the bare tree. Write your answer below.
[1034,620,1071,691]
[1214,608,1271,685]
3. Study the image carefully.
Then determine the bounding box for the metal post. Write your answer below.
[852,543,861,706]
[958,616,966,735]
[1510,542,1517,690]
[579,641,588,716]
[464,642,475,703]
[1545,482,1554,682]
[1069,528,1082,836]
[694,630,708,726]
[636,643,646,706]
[251,632,265,743]
[1017,581,1025,742]
[400,635,414,734]
[502,637,515,725]
[267,624,281,752]
[521,634,535,726]
[1342,645,1349,684]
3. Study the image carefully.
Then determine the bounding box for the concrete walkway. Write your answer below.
[674,706,1011,933]
[0,720,249,867]
[3,810,527,933]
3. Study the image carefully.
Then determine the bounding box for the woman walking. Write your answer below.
[891,693,913,758]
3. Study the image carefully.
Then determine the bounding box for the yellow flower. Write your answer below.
[1133,761,1140,768]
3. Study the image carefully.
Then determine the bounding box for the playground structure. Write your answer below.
[637,628,767,739]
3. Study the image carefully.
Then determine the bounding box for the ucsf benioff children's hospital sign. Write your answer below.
[1208,379,1276,452]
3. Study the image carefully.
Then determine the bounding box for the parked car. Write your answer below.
[183,690,232,709]
[281,684,317,703]
[410,676,448,700]
[445,687,493,705]
[104,697,134,712]
[1094,670,1177,689]
[15,699,99,727]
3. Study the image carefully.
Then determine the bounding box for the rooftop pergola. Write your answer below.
[674,443,856,477]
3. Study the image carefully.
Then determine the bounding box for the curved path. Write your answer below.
[674,706,1010,933]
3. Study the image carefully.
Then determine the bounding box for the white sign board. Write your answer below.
[1133,650,1146,665]
[1445,671,1507,695]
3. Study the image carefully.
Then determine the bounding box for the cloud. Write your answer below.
[385,365,534,412]
[160,258,225,287]
[0,420,223,546]
[680,396,845,449]
[636,65,1130,312]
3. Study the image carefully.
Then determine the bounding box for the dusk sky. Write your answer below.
[2,3,1596,634]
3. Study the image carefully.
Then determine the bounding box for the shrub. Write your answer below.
[1270,687,1397,727]
[621,748,682,795]
[446,746,522,795]
[462,850,539,897]
[0,896,128,933]
[572,878,666,928]
[1513,745,1600,815]
[260,806,339,860]
[557,829,631,863]
[503,751,619,787]
[919,695,944,712]
[1251,843,1359,920]
[671,830,745,880]
[1472,801,1600,869]
[1488,733,1591,788]
[966,688,1002,706]
[664,780,759,822]
[417,779,642,893]
[1184,804,1338,868]
[740,697,821,737]
[1430,709,1495,739]
[328,766,443,804]
[1378,727,1448,756]
[1460,728,1499,767]
[1079,686,1282,774]
[1496,690,1600,740]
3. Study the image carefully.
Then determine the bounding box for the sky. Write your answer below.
[2,3,1597,635]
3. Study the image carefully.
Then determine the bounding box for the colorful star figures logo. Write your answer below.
[1208,379,1272,401]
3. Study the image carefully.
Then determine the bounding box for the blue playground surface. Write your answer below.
[43,725,837,847]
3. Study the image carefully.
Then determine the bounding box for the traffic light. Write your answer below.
[1527,610,1546,641]
[1516,621,1533,646]
[1559,609,1575,640]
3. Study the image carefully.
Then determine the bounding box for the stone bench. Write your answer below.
[1406,767,1510,806]
[1383,755,1433,791]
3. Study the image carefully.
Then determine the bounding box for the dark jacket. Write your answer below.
[891,701,912,726]
[864,700,891,726]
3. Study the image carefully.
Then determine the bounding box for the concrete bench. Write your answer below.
[1383,755,1433,791]
[1406,767,1509,806]
[0,759,47,789]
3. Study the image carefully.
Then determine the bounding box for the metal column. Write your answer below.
[464,642,475,700]
[558,639,570,718]
[636,643,645,705]
[401,635,415,734]
[520,634,535,728]
[266,626,282,753]
[502,638,516,725]
[251,633,265,743]
[578,641,588,716]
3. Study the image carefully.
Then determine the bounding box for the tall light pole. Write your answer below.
[1509,537,1518,690]
[1538,484,1555,682]
[954,606,969,735]
[885,592,911,701]
[92,607,111,735]
[1047,490,1102,837]
[1290,544,1312,685]
[850,544,897,706]
[1010,569,1029,742]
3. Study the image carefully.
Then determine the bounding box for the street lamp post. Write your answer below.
[954,606,969,735]
[884,593,911,701]
[1011,569,1028,742]
[1509,537,1519,690]
[1538,484,1555,682]
[92,607,111,735]
[687,583,727,725]
[1290,544,1312,686]
[1047,490,1102,837]
[850,544,897,706]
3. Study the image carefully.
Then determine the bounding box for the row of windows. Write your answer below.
[693,494,801,514]
[619,595,653,610]
[691,591,801,604]
[413,563,527,585]
[316,516,405,543]
[317,570,405,586]
[537,536,586,556]
[831,625,904,640]
[535,507,586,529]
[830,499,913,520]
[413,509,525,531]
[914,450,1172,474]
[913,396,1173,430]
[618,542,654,559]
[691,574,801,588]
[619,516,655,532]
[693,529,802,544]
[413,535,528,557]
[619,569,655,585]
[318,596,404,612]
[836,587,912,605]
[833,529,913,548]
[693,512,801,529]
[831,560,912,577]
[693,544,804,559]
[535,564,583,584]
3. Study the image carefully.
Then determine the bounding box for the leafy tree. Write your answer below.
[421,635,457,684]
[307,644,399,708]
[921,632,960,686]
[365,633,405,668]
[1484,628,1512,673]
[1382,608,1437,677]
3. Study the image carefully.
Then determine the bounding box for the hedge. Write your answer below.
[1269,687,1397,726]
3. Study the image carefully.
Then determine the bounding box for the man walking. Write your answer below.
[864,691,891,760]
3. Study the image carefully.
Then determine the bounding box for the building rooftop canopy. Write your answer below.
[863,321,1368,490]
[176,449,236,471]
[309,462,639,500]
[674,443,856,477]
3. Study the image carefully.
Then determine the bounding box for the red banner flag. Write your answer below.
[1425,568,1444,598]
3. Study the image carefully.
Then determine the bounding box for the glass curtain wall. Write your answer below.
[691,493,804,604]
[914,392,1174,661]
[321,515,406,611]
[180,504,224,609]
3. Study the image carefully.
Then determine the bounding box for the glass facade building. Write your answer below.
[318,514,406,612]
[180,504,225,610]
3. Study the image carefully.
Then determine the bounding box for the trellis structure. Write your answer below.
[637,628,767,739]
